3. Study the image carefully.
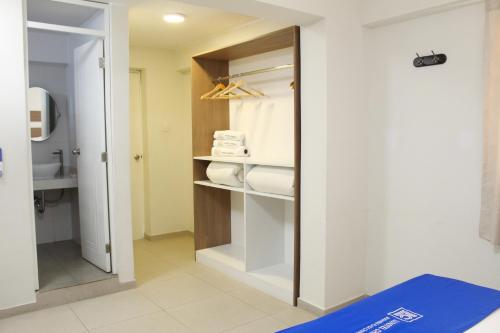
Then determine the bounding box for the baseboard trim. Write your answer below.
[0,278,136,319]
[144,230,194,241]
[298,294,368,316]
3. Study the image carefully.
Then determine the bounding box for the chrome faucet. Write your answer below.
[52,149,64,177]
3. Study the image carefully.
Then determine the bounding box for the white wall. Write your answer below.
[109,2,135,283]
[0,0,37,310]
[324,1,368,308]
[361,0,482,26]
[364,3,500,294]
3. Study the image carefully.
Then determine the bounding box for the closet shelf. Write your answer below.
[194,180,244,193]
[194,180,294,201]
[249,263,294,293]
[194,156,294,168]
[194,156,246,164]
[196,244,245,271]
[246,190,294,202]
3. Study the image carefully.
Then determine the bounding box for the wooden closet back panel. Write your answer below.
[192,57,231,250]
[191,58,229,156]
[194,186,231,250]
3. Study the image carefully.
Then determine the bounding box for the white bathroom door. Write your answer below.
[74,39,111,272]
[129,71,145,240]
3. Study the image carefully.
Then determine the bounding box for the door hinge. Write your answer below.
[101,152,108,163]
[105,243,111,253]
[99,57,105,69]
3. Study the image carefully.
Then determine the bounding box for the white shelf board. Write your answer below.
[246,190,294,201]
[249,263,293,293]
[193,156,294,168]
[194,180,244,193]
[196,244,245,271]
[246,159,294,168]
[194,156,246,164]
[197,250,294,304]
[27,21,105,37]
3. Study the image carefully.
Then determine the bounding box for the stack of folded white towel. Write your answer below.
[212,130,250,157]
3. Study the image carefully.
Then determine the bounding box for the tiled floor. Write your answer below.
[37,241,113,292]
[0,234,317,332]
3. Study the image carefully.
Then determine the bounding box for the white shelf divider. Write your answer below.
[246,190,294,202]
[196,244,245,272]
[194,180,244,193]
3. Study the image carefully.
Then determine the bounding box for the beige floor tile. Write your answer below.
[272,307,317,327]
[167,294,266,333]
[223,317,289,333]
[138,275,221,309]
[69,289,160,329]
[227,286,293,315]
[134,259,188,286]
[188,267,245,292]
[0,306,86,333]
[89,311,192,333]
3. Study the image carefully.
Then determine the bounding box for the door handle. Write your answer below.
[134,154,143,161]
[72,148,81,156]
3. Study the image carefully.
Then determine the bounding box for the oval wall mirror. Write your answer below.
[28,87,59,142]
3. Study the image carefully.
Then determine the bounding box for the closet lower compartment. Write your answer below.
[195,190,295,304]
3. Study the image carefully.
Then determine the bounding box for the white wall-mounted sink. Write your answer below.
[32,164,78,191]
[33,162,61,179]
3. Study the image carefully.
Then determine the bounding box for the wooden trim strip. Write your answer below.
[293,25,302,306]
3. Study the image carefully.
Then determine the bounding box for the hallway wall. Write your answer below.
[130,47,194,236]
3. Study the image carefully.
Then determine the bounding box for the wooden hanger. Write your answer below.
[200,83,226,100]
[213,81,265,99]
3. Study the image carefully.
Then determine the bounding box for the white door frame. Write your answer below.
[25,0,119,290]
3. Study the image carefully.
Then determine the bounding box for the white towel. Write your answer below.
[206,162,244,188]
[214,130,245,141]
[212,146,249,157]
[213,139,244,148]
[246,166,294,196]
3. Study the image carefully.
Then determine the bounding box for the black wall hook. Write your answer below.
[414,51,447,68]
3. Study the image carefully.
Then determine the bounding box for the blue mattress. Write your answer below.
[280,275,500,333]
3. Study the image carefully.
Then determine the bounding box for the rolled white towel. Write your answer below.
[246,166,294,196]
[237,169,244,183]
[213,139,244,148]
[206,162,243,188]
[214,130,245,141]
[212,146,249,157]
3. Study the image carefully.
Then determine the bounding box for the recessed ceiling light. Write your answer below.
[163,13,186,24]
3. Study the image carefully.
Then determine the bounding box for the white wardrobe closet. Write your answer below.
[191,27,301,305]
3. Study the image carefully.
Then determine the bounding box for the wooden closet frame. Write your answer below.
[191,26,301,305]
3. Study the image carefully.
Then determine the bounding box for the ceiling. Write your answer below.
[129,0,258,50]
[27,0,102,27]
